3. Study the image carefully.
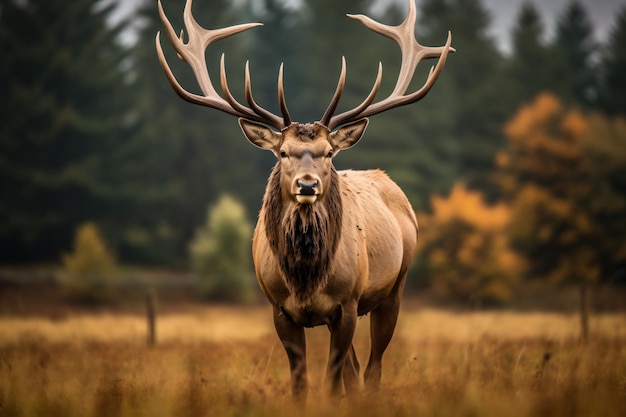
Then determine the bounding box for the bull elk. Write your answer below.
[156,0,453,400]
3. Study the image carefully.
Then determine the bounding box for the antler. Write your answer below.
[321,0,455,130]
[155,0,291,130]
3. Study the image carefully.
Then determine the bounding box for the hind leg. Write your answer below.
[364,272,406,392]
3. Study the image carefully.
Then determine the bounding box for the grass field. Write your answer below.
[1,305,625,417]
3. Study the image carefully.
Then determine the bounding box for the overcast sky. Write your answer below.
[481,0,623,52]
[110,0,625,53]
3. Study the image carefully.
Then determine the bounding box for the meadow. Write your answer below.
[1,304,625,417]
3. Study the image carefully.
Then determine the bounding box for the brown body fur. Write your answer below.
[255,168,417,324]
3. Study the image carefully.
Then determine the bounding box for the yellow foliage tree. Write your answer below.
[418,184,523,305]
[496,93,626,339]
[59,222,118,303]
[496,93,600,286]
[497,93,589,197]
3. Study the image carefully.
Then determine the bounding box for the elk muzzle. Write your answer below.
[294,177,321,204]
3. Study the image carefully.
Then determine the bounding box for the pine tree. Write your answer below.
[242,0,299,114]
[0,0,134,262]
[418,0,453,33]
[412,0,511,203]
[597,6,626,116]
[551,0,597,108]
[129,0,268,263]
[507,2,552,103]
[297,0,380,122]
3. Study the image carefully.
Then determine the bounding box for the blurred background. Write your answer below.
[1,0,625,312]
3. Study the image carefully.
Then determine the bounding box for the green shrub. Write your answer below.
[58,222,118,304]
[190,195,256,303]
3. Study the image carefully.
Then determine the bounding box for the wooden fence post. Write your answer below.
[580,282,589,343]
[147,288,157,347]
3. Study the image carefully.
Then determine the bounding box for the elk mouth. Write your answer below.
[296,194,318,204]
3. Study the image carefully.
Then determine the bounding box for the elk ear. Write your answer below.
[239,118,283,153]
[329,118,369,151]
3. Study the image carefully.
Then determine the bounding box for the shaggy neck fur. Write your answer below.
[263,163,343,302]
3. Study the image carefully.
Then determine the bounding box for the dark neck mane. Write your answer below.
[263,164,343,301]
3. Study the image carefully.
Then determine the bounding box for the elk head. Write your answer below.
[155,0,454,205]
[239,119,367,204]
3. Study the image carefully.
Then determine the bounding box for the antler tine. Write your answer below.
[278,64,293,127]
[244,62,285,129]
[327,62,383,130]
[326,0,454,129]
[320,57,347,129]
[155,0,289,129]
[219,55,264,122]
[356,31,453,117]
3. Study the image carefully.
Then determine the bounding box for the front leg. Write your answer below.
[273,305,308,402]
[325,301,358,398]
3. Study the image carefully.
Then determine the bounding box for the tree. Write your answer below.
[417,183,522,306]
[597,6,626,116]
[497,93,597,284]
[0,0,135,263]
[581,114,626,284]
[296,0,379,122]
[189,195,255,302]
[507,2,552,104]
[242,0,299,114]
[551,0,597,108]
[496,93,609,338]
[58,222,118,303]
[128,0,270,263]
[412,0,512,202]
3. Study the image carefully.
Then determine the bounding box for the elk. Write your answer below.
[156,0,453,400]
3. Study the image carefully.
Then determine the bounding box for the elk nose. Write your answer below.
[297,179,318,195]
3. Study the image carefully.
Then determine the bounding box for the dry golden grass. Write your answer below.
[0,305,275,345]
[1,306,625,417]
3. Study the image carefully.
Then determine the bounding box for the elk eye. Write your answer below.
[279,150,287,158]
[326,151,334,158]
